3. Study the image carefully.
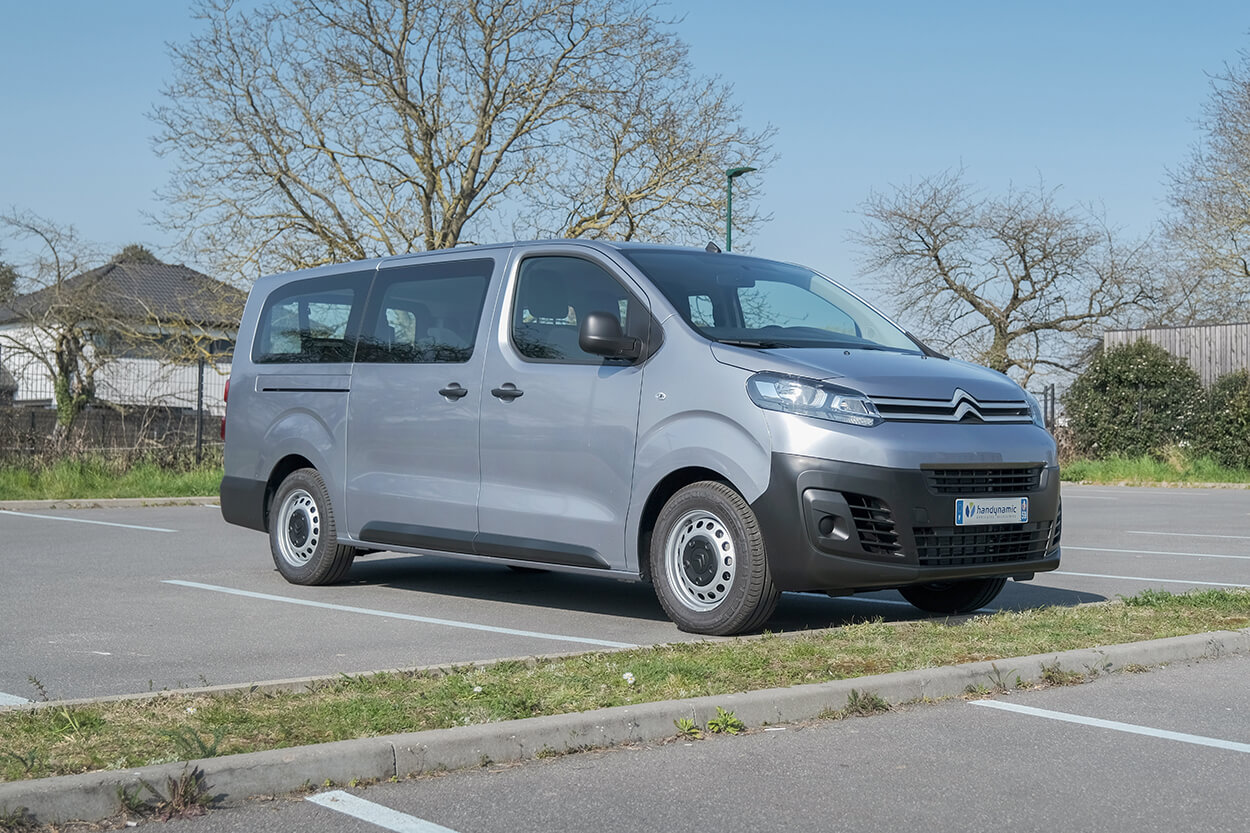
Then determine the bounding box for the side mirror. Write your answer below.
[579,311,641,360]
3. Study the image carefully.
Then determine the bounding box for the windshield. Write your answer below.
[621,249,922,353]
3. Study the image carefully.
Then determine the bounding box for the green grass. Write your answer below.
[2,588,1247,783]
[0,459,222,501]
[1062,454,1250,485]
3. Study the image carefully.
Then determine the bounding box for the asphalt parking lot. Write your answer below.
[1,484,1247,704]
[146,653,1250,833]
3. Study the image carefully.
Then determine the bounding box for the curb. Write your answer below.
[3,628,1248,826]
[0,497,219,511]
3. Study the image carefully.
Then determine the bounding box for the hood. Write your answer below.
[709,344,1027,401]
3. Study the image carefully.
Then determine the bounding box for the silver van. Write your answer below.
[220,241,1060,635]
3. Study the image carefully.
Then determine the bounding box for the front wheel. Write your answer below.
[650,481,779,635]
[899,577,1007,615]
[269,468,356,585]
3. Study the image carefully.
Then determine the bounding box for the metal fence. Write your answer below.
[1104,322,1250,386]
[0,354,231,463]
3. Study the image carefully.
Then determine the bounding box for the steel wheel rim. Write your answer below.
[276,488,320,567]
[664,509,736,612]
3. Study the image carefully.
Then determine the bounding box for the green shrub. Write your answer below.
[1197,369,1250,469]
[1062,340,1203,458]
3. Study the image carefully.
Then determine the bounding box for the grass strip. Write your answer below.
[1061,454,1250,485]
[0,460,222,501]
[2,588,1247,783]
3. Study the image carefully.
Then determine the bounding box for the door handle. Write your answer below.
[439,383,469,400]
[490,383,524,402]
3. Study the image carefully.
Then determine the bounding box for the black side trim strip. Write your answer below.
[474,534,609,569]
[259,387,350,393]
[360,522,476,555]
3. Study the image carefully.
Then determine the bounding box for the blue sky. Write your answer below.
[2,1,1247,302]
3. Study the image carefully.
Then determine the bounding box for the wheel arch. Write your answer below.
[262,454,317,532]
[636,466,731,584]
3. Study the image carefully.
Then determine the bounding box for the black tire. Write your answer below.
[269,468,356,585]
[899,577,1007,615]
[650,481,779,635]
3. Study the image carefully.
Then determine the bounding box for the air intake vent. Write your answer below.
[923,466,1043,495]
[871,390,1031,423]
[845,494,901,556]
[913,521,1055,567]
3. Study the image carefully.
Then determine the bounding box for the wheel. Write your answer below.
[650,481,779,635]
[269,468,356,585]
[899,577,1007,615]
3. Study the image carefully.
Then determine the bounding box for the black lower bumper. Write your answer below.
[749,453,1061,593]
[220,475,268,532]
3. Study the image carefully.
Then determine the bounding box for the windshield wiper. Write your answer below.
[716,338,794,349]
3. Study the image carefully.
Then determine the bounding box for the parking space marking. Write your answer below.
[163,580,637,648]
[1054,570,1250,588]
[0,509,176,533]
[1064,545,1250,561]
[971,700,1250,754]
[1127,530,1250,541]
[0,692,31,706]
[308,790,461,832]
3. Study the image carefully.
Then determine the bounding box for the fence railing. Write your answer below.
[0,355,232,465]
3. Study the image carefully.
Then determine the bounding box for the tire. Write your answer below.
[650,481,779,636]
[899,577,1007,615]
[269,468,356,585]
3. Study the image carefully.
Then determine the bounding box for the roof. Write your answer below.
[0,261,245,330]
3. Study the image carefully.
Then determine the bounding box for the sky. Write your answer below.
[2,1,1248,309]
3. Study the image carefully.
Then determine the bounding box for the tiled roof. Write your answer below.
[0,262,245,330]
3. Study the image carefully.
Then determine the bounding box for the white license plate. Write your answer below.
[955,497,1028,526]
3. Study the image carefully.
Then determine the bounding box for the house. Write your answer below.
[0,259,244,414]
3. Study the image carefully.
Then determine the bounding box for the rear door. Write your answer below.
[344,254,502,551]
[477,250,650,570]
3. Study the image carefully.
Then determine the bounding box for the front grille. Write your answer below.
[923,466,1043,495]
[871,393,1032,424]
[845,493,901,556]
[913,521,1054,567]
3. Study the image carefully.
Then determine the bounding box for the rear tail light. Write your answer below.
[221,378,230,441]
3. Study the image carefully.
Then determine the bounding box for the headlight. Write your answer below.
[747,372,882,427]
[1023,390,1046,429]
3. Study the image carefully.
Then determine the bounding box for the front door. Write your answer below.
[477,252,649,571]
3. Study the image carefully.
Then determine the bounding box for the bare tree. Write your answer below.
[0,210,106,431]
[153,0,773,281]
[856,170,1158,387]
[1164,45,1250,323]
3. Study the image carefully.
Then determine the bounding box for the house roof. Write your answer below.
[0,261,245,331]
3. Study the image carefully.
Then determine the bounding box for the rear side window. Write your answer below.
[356,258,494,364]
[252,273,370,364]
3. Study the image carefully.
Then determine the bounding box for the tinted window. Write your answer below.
[511,256,645,364]
[357,258,494,364]
[253,274,367,364]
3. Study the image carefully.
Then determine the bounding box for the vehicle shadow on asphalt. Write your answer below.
[342,554,1106,636]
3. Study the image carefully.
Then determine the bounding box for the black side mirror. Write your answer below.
[579,311,641,360]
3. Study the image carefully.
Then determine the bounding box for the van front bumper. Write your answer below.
[749,453,1061,593]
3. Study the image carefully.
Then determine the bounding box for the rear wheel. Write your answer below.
[650,481,779,635]
[899,577,1006,615]
[269,468,355,585]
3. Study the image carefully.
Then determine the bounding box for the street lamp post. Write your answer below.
[725,166,756,251]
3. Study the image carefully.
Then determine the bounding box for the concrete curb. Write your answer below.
[0,497,219,511]
[3,628,1248,826]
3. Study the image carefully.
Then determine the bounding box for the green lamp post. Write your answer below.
[725,166,757,251]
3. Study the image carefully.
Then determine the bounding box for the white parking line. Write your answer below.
[308,790,461,832]
[163,580,637,649]
[0,692,31,706]
[1064,545,1250,561]
[1127,530,1250,541]
[1054,570,1250,588]
[0,509,176,533]
[971,700,1250,754]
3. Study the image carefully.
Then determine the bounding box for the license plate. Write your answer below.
[955,497,1028,526]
